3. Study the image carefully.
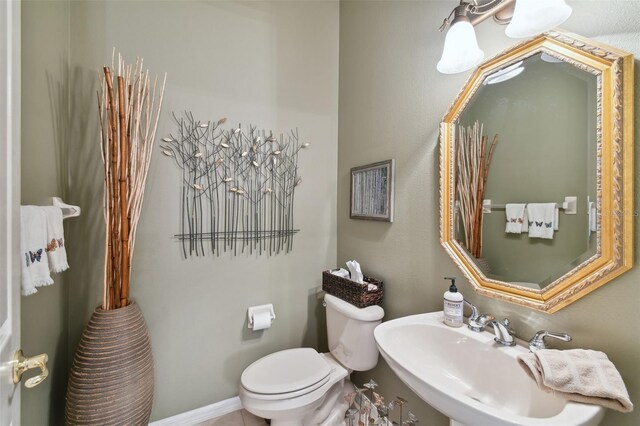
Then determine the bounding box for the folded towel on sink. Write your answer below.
[518,349,633,413]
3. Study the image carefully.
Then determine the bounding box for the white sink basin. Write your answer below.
[374,311,605,426]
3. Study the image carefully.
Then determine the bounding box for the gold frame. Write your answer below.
[439,30,634,313]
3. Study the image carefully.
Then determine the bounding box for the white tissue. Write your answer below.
[251,311,272,331]
[346,260,364,284]
[247,304,275,331]
[331,268,350,279]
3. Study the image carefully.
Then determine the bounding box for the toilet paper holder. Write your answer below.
[247,304,276,329]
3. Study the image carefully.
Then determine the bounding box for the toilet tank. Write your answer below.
[324,293,384,371]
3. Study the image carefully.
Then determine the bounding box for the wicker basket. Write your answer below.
[322,270,383,308]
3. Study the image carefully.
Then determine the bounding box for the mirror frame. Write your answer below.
[440,30,634,313]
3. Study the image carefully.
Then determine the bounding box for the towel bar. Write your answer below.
[482,196,577,215]
[52,197,81,219]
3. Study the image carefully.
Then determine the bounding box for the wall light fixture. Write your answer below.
[437,0,572,74]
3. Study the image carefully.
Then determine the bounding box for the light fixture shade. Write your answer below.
[437,20,485,74]
[505,0,572,38]
[483,61,525,85]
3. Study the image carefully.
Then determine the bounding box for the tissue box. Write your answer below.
[322,270,383,308]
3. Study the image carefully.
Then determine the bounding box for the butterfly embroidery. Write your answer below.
[29,249,43,263]
[535,221,543,227]
[517,218,523,223]
[57,238,64,247]
[545,222,553,228]
[528,221,533,226]
[510,218,518,223]
[46,238,57,252]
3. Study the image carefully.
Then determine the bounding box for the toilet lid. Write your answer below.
[241,348,332,395]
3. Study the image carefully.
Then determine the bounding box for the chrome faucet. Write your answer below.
[463,300,494,332]
[528,330,572,352]
[490,318,516,346]
[470,313,495,332]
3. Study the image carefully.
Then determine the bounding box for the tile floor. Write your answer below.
[197,409,268,426]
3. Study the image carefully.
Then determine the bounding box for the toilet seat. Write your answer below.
[241,348,332,399]
[239,352,349,425]
[241,374,332,401]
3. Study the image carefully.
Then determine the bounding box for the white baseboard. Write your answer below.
[150,396,243,426]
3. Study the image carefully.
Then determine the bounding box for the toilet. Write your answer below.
[239,293,384,425]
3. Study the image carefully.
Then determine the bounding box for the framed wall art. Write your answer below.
[350,159,395,222]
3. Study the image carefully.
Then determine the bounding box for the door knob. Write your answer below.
[13,349,49,388]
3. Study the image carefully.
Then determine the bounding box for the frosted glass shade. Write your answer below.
[437,20,485,74]
[505,0,572,38]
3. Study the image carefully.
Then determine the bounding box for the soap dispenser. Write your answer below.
[443,277,463,327]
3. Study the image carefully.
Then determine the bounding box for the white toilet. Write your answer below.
[239,293,384,425]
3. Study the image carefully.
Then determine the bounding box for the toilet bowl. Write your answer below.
[239,294,384,425]
[240,349,351,425]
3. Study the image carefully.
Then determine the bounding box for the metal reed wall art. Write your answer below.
[161,112,308,257]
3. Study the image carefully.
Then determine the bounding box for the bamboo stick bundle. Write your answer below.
[455,121,498,259]
[97,52,166,310]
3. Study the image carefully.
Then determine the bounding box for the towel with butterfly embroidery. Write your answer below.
[505,203,529,233]
[527,203,559,239]
[42,206,69,273]
[20,206,69,296]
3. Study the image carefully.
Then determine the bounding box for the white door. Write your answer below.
[0,0,21,424]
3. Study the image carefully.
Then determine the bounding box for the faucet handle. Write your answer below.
[496,318,516,336]
[468,313,494,332]
[463,300,479,321]
[463,300,495,332]
[528,330,572,352]
[490,318,517,346]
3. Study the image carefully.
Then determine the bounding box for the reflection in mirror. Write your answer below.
[456,52,597,289]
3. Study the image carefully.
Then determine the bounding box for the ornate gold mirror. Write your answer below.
[440,30,634,313]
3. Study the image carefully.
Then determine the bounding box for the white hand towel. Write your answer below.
[517,349,633,413]
[505,203,527,233]
[42,206,69,273]
[20,206,54,295]
[527,203,557,239]
[522,207,529,232]
[589,201,597,233]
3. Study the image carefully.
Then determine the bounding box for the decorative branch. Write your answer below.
[455,121,498,259]
[98,52,166,310]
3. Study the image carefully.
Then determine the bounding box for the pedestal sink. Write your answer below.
[374,311,605,426]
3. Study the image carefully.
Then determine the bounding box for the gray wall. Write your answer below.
[339,1,640,426]
[65,0,338,420]
[65,0,339,421]
[20,1,640,425]
[21,0,338,423]
[20,1,70,425]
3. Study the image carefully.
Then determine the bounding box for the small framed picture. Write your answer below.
[350,159,395,222]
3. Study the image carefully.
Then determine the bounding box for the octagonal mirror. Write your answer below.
[440,30,634,313]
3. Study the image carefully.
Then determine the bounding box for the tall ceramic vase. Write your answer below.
[65,302,154,425]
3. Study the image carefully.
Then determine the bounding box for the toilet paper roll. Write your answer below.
[251,311,272,331]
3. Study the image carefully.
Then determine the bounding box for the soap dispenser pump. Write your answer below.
[443,276,464,327]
